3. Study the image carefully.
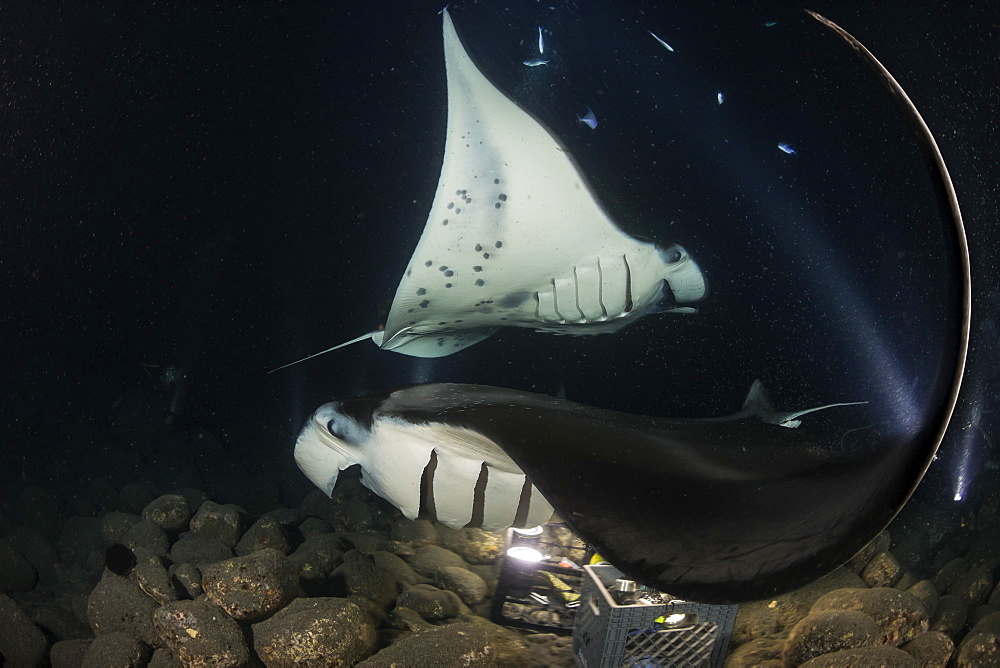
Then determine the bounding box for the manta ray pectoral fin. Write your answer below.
[268,330,383,373]
[380,327,499,358]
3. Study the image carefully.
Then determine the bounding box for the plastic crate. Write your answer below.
[572,565,738,668]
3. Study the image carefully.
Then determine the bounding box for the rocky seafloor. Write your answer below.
[3,384,1000,666]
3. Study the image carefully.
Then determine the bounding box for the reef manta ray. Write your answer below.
[272,7,706,371]
[289,10,969,604]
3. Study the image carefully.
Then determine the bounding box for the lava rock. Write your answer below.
[435,565,488,605]
[436,526,506,564]
[101,512,142,544]
[133,547,178,605]
[932,557,970,593]
[930,593,969,638]
[298,517,333,537]
[300,490,339,525]
[809,587,928,646]
[522,633,575,668]
[372,550,423,589]
[390,518,437,547]
[235,516,292,557]
[723,637,784,667]
[87,575,159,647]
[357,618,528,667]
[989,580,1000,607]
[407,545,469,578]
[152,600,249,667]
[948,564,994,606]
[330,551,397,607]
[27,599,93,642]
[331,497,378,532]
[0,538,38,592]
[907,579,941,618]
[189,501,247,548]
[798,645,919,666]
[253,597,377,666]
[81,631,152,668]
[782,609,879,666]
[895,571,919,591]
[123,520,170,556]
[339,531,390,554]
[290,533,343,582]
[396,584,468,620]
[202,547,297,621]
[862,551,903,588]
[51,639,92,668]
[730,567,864,647]
[0,594,50,666]
[170,562,203,599]
[846,531,890,574]
[259,507,303,528]
[6,524,60,582]
[970,604,998,626]
[169,534,234,568]
[900,630,954,667]
[956,632,1000,666]
[142,494,192,533]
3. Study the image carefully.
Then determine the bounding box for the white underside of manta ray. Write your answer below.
[274,8,706,369]
[294,380,864,531]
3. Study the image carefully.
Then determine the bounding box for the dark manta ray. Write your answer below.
[295,381,876,603]
[290,12,969,604]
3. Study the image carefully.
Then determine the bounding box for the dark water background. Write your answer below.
[1,1,995,514]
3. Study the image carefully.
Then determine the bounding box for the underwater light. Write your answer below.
[506,546,544,562]
[512,525,544,536]
[663,613,687,624]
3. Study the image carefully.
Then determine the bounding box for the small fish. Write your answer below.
[764,20,778,27]
[523,59,549,67]
[578,107,598,130]
[538,26,544,54]
[778,142,796,155]
[648,30,674,52]
[717,91,724,105]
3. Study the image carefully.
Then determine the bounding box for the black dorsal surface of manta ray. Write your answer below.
[297,382,900,603]
[290,11,969,604]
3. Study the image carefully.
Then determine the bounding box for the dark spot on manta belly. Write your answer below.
[498,291,530,309]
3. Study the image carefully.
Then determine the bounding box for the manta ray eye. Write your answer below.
[326,419,345,440]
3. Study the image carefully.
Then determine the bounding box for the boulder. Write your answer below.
[253,597,377,666]
[152,600,249,667]
[201,548,297,621]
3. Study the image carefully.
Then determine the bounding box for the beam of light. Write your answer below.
[951,399,984,502]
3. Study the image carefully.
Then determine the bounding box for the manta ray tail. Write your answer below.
[268,331,382,373]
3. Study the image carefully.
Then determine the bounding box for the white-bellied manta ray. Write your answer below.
[295,380,863,531]
[288,10,970,604]
[271,8,705,371]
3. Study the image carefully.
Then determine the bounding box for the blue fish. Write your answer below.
[778,142,796,154]
[717,91,725,105]
[538,26,544,54]
[578,107,598,130]
[523,59,549,67]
